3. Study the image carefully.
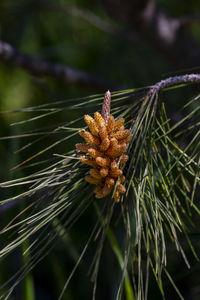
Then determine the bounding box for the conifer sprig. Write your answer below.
[0,76,200,299]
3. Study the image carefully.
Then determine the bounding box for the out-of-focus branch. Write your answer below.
[100,0,200,67]
[179,14,200,26]
[56,3,139,42]
[0,40,117,91]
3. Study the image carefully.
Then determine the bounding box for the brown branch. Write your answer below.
[179,14,200,27]
[0,40,118,91]
[148,73,200,95]
[100,0,200,68]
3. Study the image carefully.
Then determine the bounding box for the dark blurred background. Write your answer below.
[1,0,200,299]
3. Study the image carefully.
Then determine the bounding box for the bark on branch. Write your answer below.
[0,40,117,91]
[149,73,200,94]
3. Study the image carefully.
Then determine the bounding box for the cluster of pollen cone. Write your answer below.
[76,92,131,202]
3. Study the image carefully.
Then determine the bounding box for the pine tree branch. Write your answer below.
[1,72,200,214]
[149,73,200,95]
[0,40,117,91]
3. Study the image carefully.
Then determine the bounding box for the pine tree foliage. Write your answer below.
[1,77,200,299]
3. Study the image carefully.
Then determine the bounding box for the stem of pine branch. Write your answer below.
[149,73,200,94]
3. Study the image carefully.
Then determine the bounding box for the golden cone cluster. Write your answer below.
[76,112,131,202]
